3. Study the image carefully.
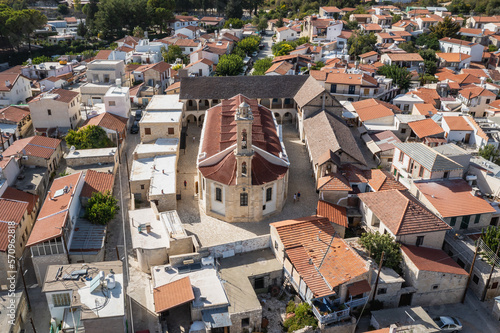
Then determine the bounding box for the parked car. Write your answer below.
[251,51,258,57]
[130,121,139,134]
[135,109,142,121]
[434,317,462,332]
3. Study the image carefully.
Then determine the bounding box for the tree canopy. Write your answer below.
[223,18,245,29]
[86,191,119,225]
[162,45,184,63]
[479,144,500,164]
[66,125,114,149]
[378,64,413,91]
[0,5,47,51]
[252,57,273,75]
[216,54,244,76]
[348,32,377,58]
[359,231,402,273]
[237,35,260,55]
[429,16,461,40]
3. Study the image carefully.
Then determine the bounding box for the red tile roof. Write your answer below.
[81,170,114,198]
[443,117,473,131]
[414,103,438,117]
[0,199,29,252]
[408,118,444,138]
[271,216,369,298]
[459,86,496,99]
[2,136,61,160]
[355,103,394,122]
[366,169,406,192]
[0,105,30,123]
[0,73,22,91]
[265,61,293,75]
[95,50,112,60]
[153,276,194,313]
[317,173,352,191]
[401,244,468,275]
[83,112,128,133]
[317,200,348,228]
[1,187,38,214]
[357,190,450,235]
[347,279,371,296]
[414,179,496,218]
[26,172,83,247]
[29,88,79,104]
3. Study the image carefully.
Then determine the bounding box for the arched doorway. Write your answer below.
[283,112,293,124]
[198,114,205,126]
[274,113,281,124]
[186,114,196,124]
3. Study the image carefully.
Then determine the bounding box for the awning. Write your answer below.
[347,279,371,297]
[361,134,381,154]
[202,306,232,328]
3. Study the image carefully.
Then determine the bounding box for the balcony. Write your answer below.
[345,295,369,308]
[312,300,350,325]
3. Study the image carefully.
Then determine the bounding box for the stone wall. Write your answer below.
[65,150,117,167]
[138,247,168,273]
[149,192,177,212]
[230,309,262,333]
[170,236,195,256]
[204,235,271,258]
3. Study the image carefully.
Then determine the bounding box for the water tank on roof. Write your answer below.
[106,273,116,289]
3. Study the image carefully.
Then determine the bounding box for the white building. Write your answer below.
[103,85,131,119]
[0,73,32,107]
[86,60,125,84]
[28,88,81,132]
[439,37,485,62]
[21,61,73,80]
[276,27,299,42]
[184,58,214,77]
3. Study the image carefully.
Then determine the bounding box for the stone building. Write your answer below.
[197,94,289,222]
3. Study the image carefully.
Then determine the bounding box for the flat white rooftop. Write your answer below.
[66,147,117,159]
[145,94,183,111]
[140,110,182,124]
[129,208,171,250]
[130,157,154,182]
[78,273,125,318]
[105,85,129,97]
[89,59,123,65]
[150,155,177,196]
[133,138,179,158]
[152,264,228,309]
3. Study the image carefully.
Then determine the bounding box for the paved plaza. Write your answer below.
[176,123,319,247]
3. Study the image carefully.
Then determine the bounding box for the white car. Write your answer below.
[434,316,462,332]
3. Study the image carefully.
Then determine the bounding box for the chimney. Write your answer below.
[5,80,10,87]
[145,224,151,233]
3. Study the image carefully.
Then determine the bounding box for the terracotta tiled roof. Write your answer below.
[362,23,383,31]
[437,53,471,63]
[317,173,352,191]
[95,50,112,60]
[347,279,371,296]
[0,73,22,91]
[81,170,114,198]
[326,73,377,86]
[414,103,437,117]
[2,136,61,160]
[414,179,496,218]
[271,216,368,297]
[401,245,468,275]
[443,117,473,131]
[1,187,38,214]
[357,190,451,236]
[154,276,194,313]
[386,53,423,62]
[408,118,444,138]
[0,105,30,123]
[355,103,394,122]
[459,86,496,99]
[408,88,440,106]
[265,61,293,75]
[175,39,200,47]
[366,169,406,192]
[317,200,348,228]
[0,199,29,252]
[321,6,341,13]
[27,172,83,247]
[165,81,180,92]
[83,112,128,133]
[369,130,401,151]
[29,88,79,104]
[359,51,378,58]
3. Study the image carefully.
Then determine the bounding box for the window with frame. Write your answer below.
[52,293,71,307]
[266,187,272,202]
[168,127,174,135]
[47,109,52,116]
[460,215,470,229]
[109,101,116,106]
[432,284,439,290]
[416,236,424,247]
[215,187,222,202]
[474,214,481,224]
[399,152,404,162]
[330,84,337,93]
[492,282,498,289]
[240,193,248,206]
[450,216,457,227]
[401,128,407,134]
[418,166,424,177]
[145,128,151,135]
[472,274,479,284]
[377,288,387,295]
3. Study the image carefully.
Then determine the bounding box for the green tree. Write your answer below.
[310,61,325,70]
[378,64,412,91]
[348,32,377,58]
[359,231,403,272]
[416,32,440,50]
[283,302,318,332]
[429,16,461,39]
[224,18,245,29]
[65,125,114,149]
[232,46,246,58]
[252,57,273,75]
[392,14,401,24]
[226,0,243,19]
[482,226,500,254]
[133,26,145,38]
[489,44,499,52]
[272,41,294,56]
[27,55,51,65]
[344,20,359,31]
[399,41,417,53]
[86,191,119,225]
[162,45,184,63]
[74,0,83,12]
[77,21,87,37]
[257,16,268,32]
[147,0,174,34]
[237,35,260,54]
[479,144,500,164]
[216,54,244,76]
[58,4,69,15]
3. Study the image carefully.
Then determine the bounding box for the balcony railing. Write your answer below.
[312,304,350,325]
[345,296,369,308]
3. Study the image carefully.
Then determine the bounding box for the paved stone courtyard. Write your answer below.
[176,123,319,247]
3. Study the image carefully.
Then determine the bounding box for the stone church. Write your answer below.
[197,94,289,222]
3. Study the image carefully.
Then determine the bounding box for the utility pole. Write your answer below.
[30,317,37,333]
[481,242,500,301]
[462,236,481,304]
[372,251,385,302]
